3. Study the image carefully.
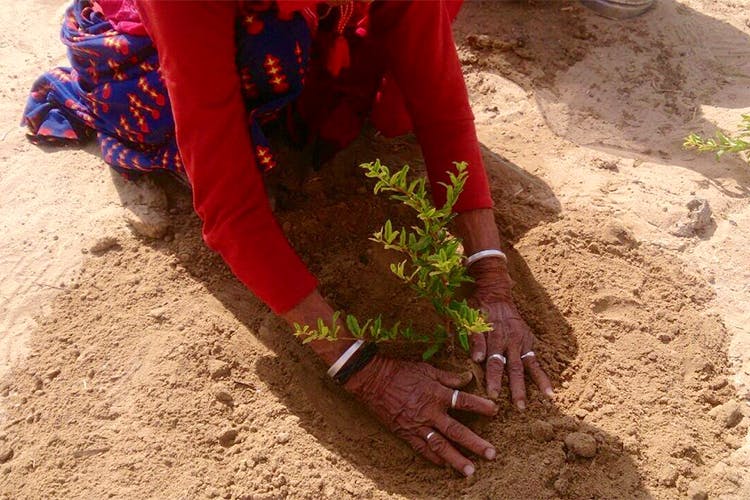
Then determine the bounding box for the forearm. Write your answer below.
[453,209,513,294]
[453,208,502,256]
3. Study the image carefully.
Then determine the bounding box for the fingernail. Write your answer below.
[485,448,496,460]
[473,352,485,362]
[463,464,475,477]
[545,388,555,397]
[516,401,526,411]
[492,404,500,415]
[487,390,498,399]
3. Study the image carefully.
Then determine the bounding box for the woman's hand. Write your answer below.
[469,258,553,409]
[344,357,499,476]
[284,290,498,475]
[453,208,553,409]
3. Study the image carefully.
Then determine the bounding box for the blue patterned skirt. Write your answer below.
[21,0,312,179]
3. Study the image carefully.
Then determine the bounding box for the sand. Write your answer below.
[1,0,749,498]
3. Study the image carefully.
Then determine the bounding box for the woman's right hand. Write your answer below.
[344,356,499,476]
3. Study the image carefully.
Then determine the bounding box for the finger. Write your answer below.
[485,354,505,399]
[421,427,476,477]
[434,413,496,460]
[507,350,527,410]
[485,322,505,399]
[401,433,445,466]
[445,388,499,417]
[523,354,554,397]
[469,331,486,362]
[430,367,473,389]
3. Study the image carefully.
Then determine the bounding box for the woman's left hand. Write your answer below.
[468,258,554,409]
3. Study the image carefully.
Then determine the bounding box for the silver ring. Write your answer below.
[425,431,436,441]
[451,389,459,409]
[521,351,536,359]
[488,353,507,364]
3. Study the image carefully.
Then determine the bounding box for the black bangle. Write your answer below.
[333,342,378,385]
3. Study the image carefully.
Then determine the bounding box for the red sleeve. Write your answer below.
[136,1,317,314]
[369,0,493,213]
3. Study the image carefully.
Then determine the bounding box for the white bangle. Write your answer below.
[465,249,507,267]
[327,340,365,379]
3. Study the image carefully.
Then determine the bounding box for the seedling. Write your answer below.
[684,114,750,164]
[294,161,491,359]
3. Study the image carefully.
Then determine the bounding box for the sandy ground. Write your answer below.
[1,0,749,498]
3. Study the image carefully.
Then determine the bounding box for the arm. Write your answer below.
[136,1,356,364]
[136,1,315,314]
[369,0,552,408]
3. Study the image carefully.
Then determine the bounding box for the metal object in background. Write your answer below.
[580,0,656,19]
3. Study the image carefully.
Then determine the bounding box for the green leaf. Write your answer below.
[346,315,360,335]
[422,342,442,361]
[389,322,401,340]
[458,331,470,351]
[373,315,382,333]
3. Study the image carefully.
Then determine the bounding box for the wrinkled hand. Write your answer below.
[344,357,499,476]
[468,258,553,409]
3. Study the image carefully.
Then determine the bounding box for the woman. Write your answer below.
[23,0,553,476]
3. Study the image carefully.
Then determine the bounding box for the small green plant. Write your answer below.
[684,114,750,163]
[294,160,492,359]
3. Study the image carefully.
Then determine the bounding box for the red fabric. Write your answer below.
[95,0,147,35]
[135,0,492,313]
[298,0,492,211]
[370,0,463,138]
[136,0,317,314]
[368,0,491,212]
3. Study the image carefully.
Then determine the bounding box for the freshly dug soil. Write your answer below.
[0,136,745,498]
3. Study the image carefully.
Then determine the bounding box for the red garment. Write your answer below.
[95,0,147,35]
[136,0,492,314]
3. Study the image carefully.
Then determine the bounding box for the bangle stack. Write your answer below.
[327,340,378,385]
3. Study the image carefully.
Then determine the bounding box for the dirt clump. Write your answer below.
[709,401,744,429]
[670,198,714,238]
[565,432,598,458]
[208,359,231,380]
[529,419,555,442]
